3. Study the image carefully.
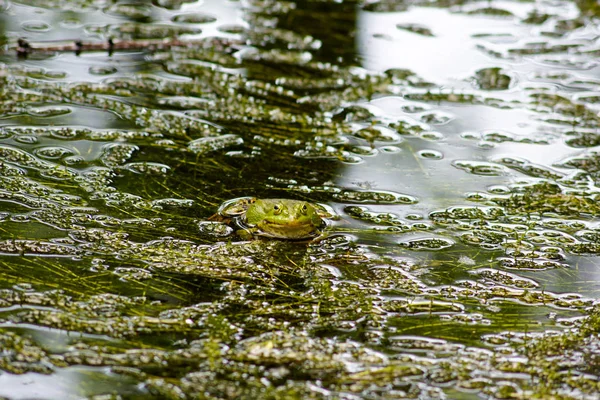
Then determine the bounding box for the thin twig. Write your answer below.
[9,37,217,58]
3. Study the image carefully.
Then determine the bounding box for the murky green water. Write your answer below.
[0,0,599,398]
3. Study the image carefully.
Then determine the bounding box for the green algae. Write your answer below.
[474,68,512,91]
[466,7,514,17]
[0,0,600,398]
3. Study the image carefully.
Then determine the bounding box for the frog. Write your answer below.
[213,197,328,240]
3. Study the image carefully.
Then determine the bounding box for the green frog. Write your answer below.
[215,197,328,240]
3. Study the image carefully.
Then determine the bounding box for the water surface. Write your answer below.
[0,0,600,398]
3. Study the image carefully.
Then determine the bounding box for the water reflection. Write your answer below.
[0,0,600,397]
[0,366,141,399]
[353,2,600,297]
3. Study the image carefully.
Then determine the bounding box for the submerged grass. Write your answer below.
[0,0,599,398]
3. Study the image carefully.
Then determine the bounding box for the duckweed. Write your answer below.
[0,0,600,398]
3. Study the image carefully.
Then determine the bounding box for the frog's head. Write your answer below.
[244,199,324,239]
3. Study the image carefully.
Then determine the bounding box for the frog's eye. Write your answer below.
[301,204,308,214]
[273,204,282,214]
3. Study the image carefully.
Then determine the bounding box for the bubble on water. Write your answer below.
[22,21,51,32]
[417,149,443,160]
[350,146,378,156]
[218,24,246,34]
[461,131,480,140]
[418,131,445,141]
[34,146,74,160]
[353,126,402,143]
[101,143,138,167]
[89,66,118,76]
[470,268,539,288]
[151,198,194,210]
[401,104,429,113]
[466,7,514,17]
[473,67,512,90]
[379,146,401,153]
[399,237,454,250]
[63,155,85,166]
[172,13,217,24]
[345,206,411,229]
[198,221,234,238]
[27,106,72,118]
[110,23,201,39]
[124,162,171,175]
[152,0,196,10]
[188,134,243,155]
[499,257,566,270]
[105,3,153,20]
[14,135,38,145]
[114,267,153,281]
[60,17,82,29]
[487,185,511,194]
[334,189,417,204]
[384,299,464,314]
[478,141,496,149]
[453,160,508,176]
[396,23,434,37]
[44,70,67,79]
[372,33,393,41]
[419,111,453,125]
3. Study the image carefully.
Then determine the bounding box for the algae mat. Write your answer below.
[0,0,600,398]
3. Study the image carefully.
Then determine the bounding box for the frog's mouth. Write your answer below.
[262,220,313,228]
[261,220,316,232]
[258,219,321,239]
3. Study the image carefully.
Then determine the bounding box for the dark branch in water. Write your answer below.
[10,37,221,58]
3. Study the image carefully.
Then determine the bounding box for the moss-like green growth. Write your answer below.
[0,0,599,398]
[467,7,514,17]
[474,68,512,90]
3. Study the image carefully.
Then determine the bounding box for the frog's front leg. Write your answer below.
[236,227,258,240]
[207,212,226,222]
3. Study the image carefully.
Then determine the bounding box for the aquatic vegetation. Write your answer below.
[396,23,434,37]
[0,0,600,398]
[474,67,512,91]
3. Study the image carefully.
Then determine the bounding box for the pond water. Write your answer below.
[0,0,600,398]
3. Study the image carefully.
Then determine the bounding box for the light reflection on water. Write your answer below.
[349,3,600,300]
[1,0,600,397]
[0,366,141,399]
